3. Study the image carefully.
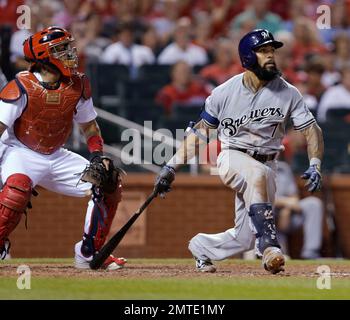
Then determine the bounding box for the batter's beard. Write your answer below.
[252,64,281,81]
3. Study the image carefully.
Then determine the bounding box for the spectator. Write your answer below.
[157,17,209,66]
[292,57,326,113]
[302,57,326,105]
[100,22,155,78]
[230,0,283,35]
[200,38,242,86]
[148,0,180,47]
[192,11,215,53]
[155,61,210,115]
[275,160,324,259]
[141,25,162,57]
[52,0,82,29]
[274,31,300,85]
[321,52,341,88]
[292,17,328,69]
[317,64,350,122]
[205,0,247,38]
[333,33,350,71]
[71,14,112,67]
[10,2,53,73]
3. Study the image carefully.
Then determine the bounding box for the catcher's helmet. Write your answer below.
[238,29,283,69]
[23,26,78,77]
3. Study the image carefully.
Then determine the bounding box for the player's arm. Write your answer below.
[154,119,212,196]
[299,122,324,163]
[79,119,102,143]
[169,120,211,171]
[299,123,324,192]
[79,119,112,169]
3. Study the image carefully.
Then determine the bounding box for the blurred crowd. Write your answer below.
[1,0,350,123]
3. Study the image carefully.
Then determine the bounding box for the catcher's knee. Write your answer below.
[0,174,33,247]
[0,174,33,212]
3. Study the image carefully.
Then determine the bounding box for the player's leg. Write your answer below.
[299,196,324,259]
[217,150,284,274]
[0,146,47,259]
[38,148,126,270]
[188,192,255,272]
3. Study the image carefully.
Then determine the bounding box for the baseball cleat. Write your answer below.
[195,257,217,273]
[75,247,127,270]
[101,255,127,271]
[262,247,285,274]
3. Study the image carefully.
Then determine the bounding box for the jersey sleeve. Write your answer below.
[200,93,220,128]
[0,94,26,127]
[289,88,316,131]
[73,97,98,124]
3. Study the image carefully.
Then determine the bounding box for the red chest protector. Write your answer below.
[4,71,91,154]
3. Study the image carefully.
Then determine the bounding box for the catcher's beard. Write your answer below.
[251,63,281,81]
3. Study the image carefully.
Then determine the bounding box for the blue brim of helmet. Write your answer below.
[253,40,283,50]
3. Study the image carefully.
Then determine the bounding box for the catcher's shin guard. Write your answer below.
[0,174,33,259]
[81,183,122,257]
[248,203,280,254]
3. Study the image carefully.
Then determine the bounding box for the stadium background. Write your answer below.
[0,0,350,260]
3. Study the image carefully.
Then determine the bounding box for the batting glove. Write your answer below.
[301,165,322,192]
[154,165,175,198]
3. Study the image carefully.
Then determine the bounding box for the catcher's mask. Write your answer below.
[23,26,78,77]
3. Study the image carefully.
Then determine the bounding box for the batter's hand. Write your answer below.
[301,165,322,192]
[154,165,175,198]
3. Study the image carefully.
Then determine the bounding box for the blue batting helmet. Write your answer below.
[238,29,283,69]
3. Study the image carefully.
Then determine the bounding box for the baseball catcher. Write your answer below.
[0,26,126,270]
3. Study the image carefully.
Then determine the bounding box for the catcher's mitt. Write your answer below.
[79,156,125,194]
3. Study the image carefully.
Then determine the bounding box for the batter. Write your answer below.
[154,29,324,274]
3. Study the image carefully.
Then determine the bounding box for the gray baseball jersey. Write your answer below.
[201,73,315,154]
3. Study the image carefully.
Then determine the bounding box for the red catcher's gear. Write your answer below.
[9,71,91,154]
[0,174,33,253]
[23,26,78,77]
[87,135,104,153]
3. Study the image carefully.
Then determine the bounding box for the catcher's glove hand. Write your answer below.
[80,153,125,194]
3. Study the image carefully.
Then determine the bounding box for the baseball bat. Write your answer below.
[89,189,158,270]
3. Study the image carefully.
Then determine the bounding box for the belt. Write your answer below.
[223,147,278,163]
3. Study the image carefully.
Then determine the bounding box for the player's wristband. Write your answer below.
[310,157,321,169]
[87,135,104,153]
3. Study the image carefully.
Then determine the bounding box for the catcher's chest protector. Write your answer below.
[13,71,84,154]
